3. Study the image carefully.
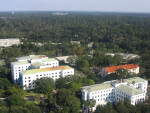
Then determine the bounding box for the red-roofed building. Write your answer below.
[102,64,139,77]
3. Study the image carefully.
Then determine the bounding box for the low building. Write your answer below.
[20,65,74,90]
[70,41,80,45]
[0,38,20,47]
[105,53,140,60]
[102,64,139,77]
[11,55,59,84]
[87,42,94,48]
[55,56,70,63]
[82,77,147,111]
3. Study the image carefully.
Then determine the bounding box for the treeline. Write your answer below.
[0,75,95,113]
[95,99,150,113]
[0,12,150,43]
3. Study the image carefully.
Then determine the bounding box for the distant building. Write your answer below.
[105,53,140,60]
[0,38,20,47]
[70,41,80,45]
[102,64,139,77]
[87,42,94,48]
[82,77,147,111]
[55,56,70,63]
[53,13,68,16]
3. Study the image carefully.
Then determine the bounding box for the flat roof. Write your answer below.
[16,55,47,61]
[32,62,45,68]
[12,61,30,65]
[117,84,143,96]
[125,77,147,84]
[83,83,113,92]
[42,58,58,62]
[20,65,73,76]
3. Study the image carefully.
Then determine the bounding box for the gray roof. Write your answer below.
[125,77,147,84]
[42,58,58,62]
[32,62,45,68]
[83,83,113,92]
[11,61,30,65]
[117,84,143,96]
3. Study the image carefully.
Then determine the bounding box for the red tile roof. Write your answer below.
[105,64,139,73]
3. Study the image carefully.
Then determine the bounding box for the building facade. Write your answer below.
[11,55,59,84]
[20,66,74,90]
[82,77,147,111]
[102,64,139,77]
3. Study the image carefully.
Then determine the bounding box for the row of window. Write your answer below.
[24,75,61,83]
[92,89,114,95]
[117,90,129,98]
[132,94,145,99]
[94,96,114,102]
[15,65,30,69]
[92,93,115,99]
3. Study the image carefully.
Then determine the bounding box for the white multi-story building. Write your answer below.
[102,64,139,77]
[20,65,74,90]
[82,77,147,111]
[11,55,59,84]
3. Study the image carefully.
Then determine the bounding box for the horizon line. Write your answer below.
[0,10,150,14]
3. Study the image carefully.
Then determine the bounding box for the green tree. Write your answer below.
[26,104,42,113]
[0,100,6,106]
[9,106,28,113]
[0,106,9,113]
[67,56,77,65]
[6,85,26,96]
[83,99,96,110]
[35,77,55,99]
[0,78,11,90]
[8,94,26,106]
[76,57,89,70]
[56,89,81,113]
[55,77,67,89]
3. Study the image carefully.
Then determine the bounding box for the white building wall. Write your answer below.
[11,55,60,84]
[20,69,74,90]
[42,61,59,67]
[82,78,147,111]
[11,63,31,84]
[128,67,139,74]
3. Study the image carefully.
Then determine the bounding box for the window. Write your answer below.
[36,75,38,77]
[28,80,31,82]
[28,77,30,79]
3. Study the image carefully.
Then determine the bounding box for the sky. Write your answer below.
[0,0,150,13]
